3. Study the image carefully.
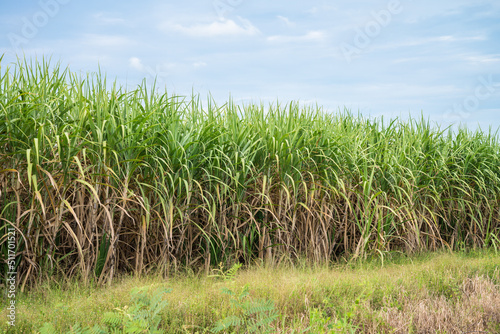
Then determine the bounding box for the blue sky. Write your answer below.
[1,0,500,131]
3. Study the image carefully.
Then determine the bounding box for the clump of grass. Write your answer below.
[1,56,500,287]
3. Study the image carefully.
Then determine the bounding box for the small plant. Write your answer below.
[208,262,242,281]
[307,294,367,334]
[308,306,333,334]
[39,322,106,334]
[211,285,278,334]
[102,286,171,333]
[38,286,171,333]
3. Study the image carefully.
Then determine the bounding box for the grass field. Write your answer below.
[1,250,499,333]
[1,57,500,332]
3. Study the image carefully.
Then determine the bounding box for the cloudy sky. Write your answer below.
[1,0,500,130]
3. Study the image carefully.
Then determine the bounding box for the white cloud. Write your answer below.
[267,31,326,43]
[193,61,207,68]
[435,35,486,42]
[277,15,295,27]
[306,4,337,15]
[374,35,487,51]
[464,55,500,63]
[93,12,126,25]
[129,57,144,71]
[128,57,172,83]
[307,7,318,14]
[161,17,259,37]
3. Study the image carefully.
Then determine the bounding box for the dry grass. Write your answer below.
[375,276,500,333]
